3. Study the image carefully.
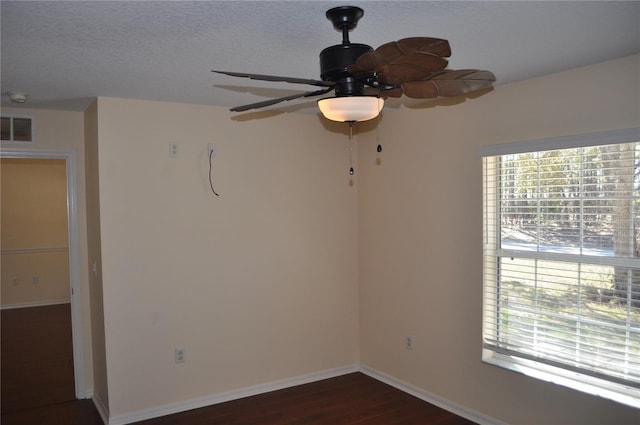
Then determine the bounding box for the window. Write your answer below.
[481,129,640,408]
[1,114,34,144]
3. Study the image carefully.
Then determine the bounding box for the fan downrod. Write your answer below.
[326,6,364,45]
[320,6,372,88]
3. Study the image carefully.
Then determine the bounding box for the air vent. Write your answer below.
[1,114,35,143]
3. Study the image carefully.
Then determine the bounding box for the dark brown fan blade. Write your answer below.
[397,37,451,57]
[376,52,450,85]
[393,52,449,69]
[229,87,334,112]
[431,69,495,96]
[375,37,451,61]
[348,38,450,80]
[213,70,335,88]
[377,66,425,86]
[352,54,447,85]
[401,69,495,99]
[397,81,439,99]
[348,52,387,76]
[380,87,404,98]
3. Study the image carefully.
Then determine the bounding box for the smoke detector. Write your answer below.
[8,92,28,103]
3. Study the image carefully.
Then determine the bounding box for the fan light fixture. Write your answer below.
[317,96,384,122]
[214,6,495,123]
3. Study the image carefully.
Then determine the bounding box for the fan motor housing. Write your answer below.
[319,43,372,82]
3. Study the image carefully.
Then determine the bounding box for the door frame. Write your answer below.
[1,147,86,398]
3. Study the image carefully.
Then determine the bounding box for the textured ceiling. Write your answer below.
[1,1,639,114]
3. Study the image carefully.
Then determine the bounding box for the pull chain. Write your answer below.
[376,113,382,153]
[348,121,355,175]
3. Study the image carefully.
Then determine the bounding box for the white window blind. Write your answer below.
[482,130,640,407]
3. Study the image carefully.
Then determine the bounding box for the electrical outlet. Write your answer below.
[208,143,216,158]
[175,347,185,363]
[406,336,413,350]
[169,142,179,158]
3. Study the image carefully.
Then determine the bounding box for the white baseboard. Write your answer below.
[107,364,359,425]
[1,299,70,310]
[359,364,507,425]
[92,392,109,425]
[103,363,504,425]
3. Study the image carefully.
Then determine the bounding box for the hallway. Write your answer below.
[1,304,79,415]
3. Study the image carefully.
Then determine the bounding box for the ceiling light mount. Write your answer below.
[326,6,364,45]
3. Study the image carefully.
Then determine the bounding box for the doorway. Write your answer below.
[0,150,85,409]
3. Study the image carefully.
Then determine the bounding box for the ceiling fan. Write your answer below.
[213,6,495,122]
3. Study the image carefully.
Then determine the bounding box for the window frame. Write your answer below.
[480,128,640,408]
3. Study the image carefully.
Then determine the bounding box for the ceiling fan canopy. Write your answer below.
[213,6,495,121]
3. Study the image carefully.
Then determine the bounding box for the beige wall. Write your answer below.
[93,98,360,416]
[1,158,70,307]
[6,54,639,423]
[0,107,94,394]
[358,54,640,424]
[84,100,109,414]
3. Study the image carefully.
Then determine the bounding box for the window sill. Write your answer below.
[482,349,640,409]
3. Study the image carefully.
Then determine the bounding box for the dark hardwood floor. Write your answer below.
[1,304,76,412]
[1,305,477,425]
[1,304,104,425]
[2,372,479,425]
[135,372,478,425]
[1,399,104,425]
